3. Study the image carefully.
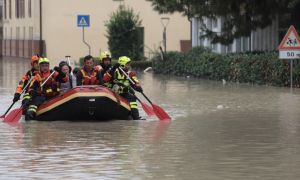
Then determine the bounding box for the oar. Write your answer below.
[1,76,33,119]
[65,55,71,66]
[129,87,155,117]
[118,68,171,121]
[3,71,56,123]
[136,96,155,117]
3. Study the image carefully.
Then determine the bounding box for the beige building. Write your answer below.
[192,17,280,53]
[2,0,190,65]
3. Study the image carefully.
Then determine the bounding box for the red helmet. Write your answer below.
[31,55,39,65]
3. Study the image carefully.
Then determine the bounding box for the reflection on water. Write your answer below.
[1,57,300,179]
[0,57,30,91]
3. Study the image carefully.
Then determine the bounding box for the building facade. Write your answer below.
[192,17,281,53]
[2,0,190,65]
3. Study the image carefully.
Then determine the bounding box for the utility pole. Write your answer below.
[161,17,170,53]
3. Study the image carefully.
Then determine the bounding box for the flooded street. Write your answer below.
[1,57,300,179]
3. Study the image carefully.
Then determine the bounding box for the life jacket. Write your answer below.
[35,70,60,97]
[113,69,140,93]
[15,68,38,94]
[99,63,111,75]
[80,67,100,85]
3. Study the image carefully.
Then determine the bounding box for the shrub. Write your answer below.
[152,47,298,87]
[105,5,143,60]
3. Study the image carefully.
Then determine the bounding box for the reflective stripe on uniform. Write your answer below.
[115,70,130,93]
[23,93,30,100]
[81,69,99,85]
[46,89,53,93]
[130,102,138,109]
[28,105,38,112]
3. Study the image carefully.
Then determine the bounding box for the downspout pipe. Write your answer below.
[39,0,43,56]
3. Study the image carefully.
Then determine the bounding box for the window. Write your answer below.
[16,27,20,39]
[9,0,11,19]
[227,44,232,53]
[10,27,12,39]
[212,19,218,29]
[207,18,212,30]
[212,43,218,52]
[241,37,249,52]
[20,0,25,18]
[29,27,33,40]
[236,38,241,52]
[16,0,19,18]
[15,0,25,18]
[4,0,6,19]
[4,27,7,39]
[23,27,26,40]
[28,0,31,17]
[0,4,3,20]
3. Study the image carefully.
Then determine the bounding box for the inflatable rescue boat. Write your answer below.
[35,86,131,121]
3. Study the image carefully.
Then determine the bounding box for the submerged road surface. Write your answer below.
[1,57,300,179]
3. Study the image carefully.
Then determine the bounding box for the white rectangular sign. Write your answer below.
[279,50,300,59]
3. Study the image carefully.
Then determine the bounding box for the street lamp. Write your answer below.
[161,17,170,53]
[113,0,124,6]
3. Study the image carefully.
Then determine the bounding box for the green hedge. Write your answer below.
[79,57,152,70]
[152,47,299,87]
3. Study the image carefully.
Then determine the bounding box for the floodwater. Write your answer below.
[1,57,300,179]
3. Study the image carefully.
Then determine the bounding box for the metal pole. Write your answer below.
[161,17,170,54]
[82,27,91,55]
[39,0,43,56]
[290,59,293,90]
[163,27,166,53]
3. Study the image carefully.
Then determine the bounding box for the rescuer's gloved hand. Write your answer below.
[13,93,21,102]
[133,85,143,93]
[109,63,120,76]
[54,66,62,73]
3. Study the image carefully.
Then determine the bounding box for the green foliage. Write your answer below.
[147,0,300,45]
[152,47,297,87]
[105,5,143,60]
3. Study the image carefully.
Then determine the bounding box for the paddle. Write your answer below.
[118,68,171,121]
[65,55,71,66]
[3,70,56,123]
[129,87,155,117]
[0,76,33,119]
[135,95,155,117]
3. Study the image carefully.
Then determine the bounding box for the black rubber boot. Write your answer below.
[25,111,36,121]
[131,108,140,120]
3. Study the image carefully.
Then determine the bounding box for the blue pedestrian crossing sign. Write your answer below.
[77,15,90,27]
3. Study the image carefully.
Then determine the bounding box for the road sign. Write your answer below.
[278,25,300,50]
[279,25,300,59]
[278,25,300,89]
[77,15,90,27]
[279,50,300,59]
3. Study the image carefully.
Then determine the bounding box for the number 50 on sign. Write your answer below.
[279,50,300,59]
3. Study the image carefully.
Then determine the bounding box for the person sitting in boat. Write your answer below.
[25,57,69,120]
[98,51,114,88]
[58,61,76,91]
[13,55,40,114]
[99,51,112,74]
[103,56,143,120]
[76,55,103,86]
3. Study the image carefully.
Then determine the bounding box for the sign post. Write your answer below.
[77,15,91,55]
[278,25,300,89]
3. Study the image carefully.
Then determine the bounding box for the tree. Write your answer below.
[105,5,143,60]
[147,0,300,45]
